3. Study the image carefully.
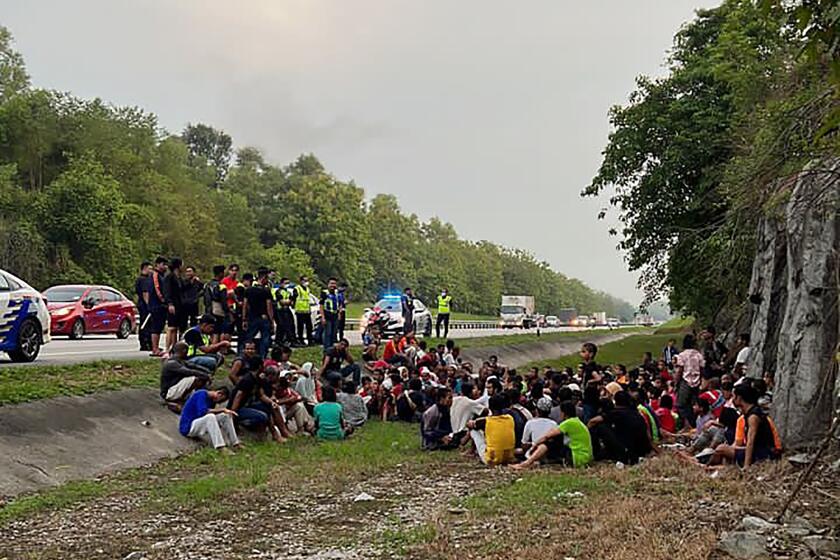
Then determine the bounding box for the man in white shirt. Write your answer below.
[521,397,559,458]
[734,333,752,378]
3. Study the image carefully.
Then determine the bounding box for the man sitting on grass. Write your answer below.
[467,394,516,466]
[513,401,593,470]
[160,341,212,413]
[709,384,778,469]
[337,381,369,428]
[182,314,229,373]
[179,387,241,454]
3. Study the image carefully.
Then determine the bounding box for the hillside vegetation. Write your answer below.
[0,25,633,319]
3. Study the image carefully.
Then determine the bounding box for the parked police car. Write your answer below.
[0,269,51,362]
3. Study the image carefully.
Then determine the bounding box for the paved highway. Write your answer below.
[0,326,602,367]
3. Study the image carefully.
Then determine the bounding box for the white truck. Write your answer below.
[500,295,536,329]
[593,311,607,326]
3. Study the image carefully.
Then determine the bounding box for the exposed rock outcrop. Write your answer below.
[747,160,839,447]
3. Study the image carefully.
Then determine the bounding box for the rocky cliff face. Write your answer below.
[747,160,839,447]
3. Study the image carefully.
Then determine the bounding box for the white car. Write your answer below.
[363,295,433,336]
[545,315,560,327]
[607,317,621,329]
[0,269,51,362]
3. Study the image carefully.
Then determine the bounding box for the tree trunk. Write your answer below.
[747,160,839,448]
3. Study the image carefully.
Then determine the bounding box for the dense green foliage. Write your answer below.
[586,0,838,323]
[0,26,633,318]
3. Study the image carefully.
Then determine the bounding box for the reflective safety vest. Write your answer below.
[437,294,452,314]
[277,287,293,308]
[294,285,311,313]
[185,326,209,357]
[322,290,339,315]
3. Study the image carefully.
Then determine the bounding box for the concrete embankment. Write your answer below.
[0,331,634,498]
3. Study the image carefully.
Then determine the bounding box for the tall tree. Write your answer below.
[182,123,233,186]
[0,26,29,103]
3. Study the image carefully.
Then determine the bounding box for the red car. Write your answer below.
[43,284,137,339]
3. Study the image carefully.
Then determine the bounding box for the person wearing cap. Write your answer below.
[182,314,230,373]
[513,401,593,470]
[520,396,559,458]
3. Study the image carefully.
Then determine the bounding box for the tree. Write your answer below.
[38,155,138,288]
[182,123,233,186]
[0,26,29,103]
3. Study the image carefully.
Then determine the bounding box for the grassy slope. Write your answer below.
[0,328,639,406]
[0,331,663,523]
[525,333,675,370]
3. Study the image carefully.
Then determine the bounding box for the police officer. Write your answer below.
[337,282,348,340]
[320,277,341,351]
[401,287,415,334]
[295,275,314,346]
[436,288,452,339]
[274,277,296,346]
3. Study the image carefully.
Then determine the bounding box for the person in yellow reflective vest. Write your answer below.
[182,315,229,372]
[274,277,296,346]
[294,275,314,346]
[435,289,452,339]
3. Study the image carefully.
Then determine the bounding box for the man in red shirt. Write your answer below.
[220,264,240,345]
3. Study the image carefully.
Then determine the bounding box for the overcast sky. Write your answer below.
[4,1,718,304]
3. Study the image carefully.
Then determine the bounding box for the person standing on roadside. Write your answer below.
[203,265,229,345]
[221,264,243,349]
[337,282,349,341]
[242,268,274,358]
[274,277,296,347]
[295,275,314,346]
[135,261,153,351]
[401,287,415,335]
[164,257,185,355]
[181,266,204,328]
[320,277,341,352]
[144,256,169,357]
[436,288,452,339]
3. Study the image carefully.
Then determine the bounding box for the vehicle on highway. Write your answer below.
[545,315,560,327]
[558,307,577,326]
[43,284,137,340]
[500,295,536,329]
[361,295,432,336]
[607,317,620,329]
[0,269,51,362]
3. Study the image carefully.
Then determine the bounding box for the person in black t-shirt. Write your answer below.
[395,377,429,422]
[579,342,602,385]
[181,266,204,328]
[588,391,652,464]
[135,261,153,351]
[164,258,186,353]
[321,338,361,386]
[241,268,275,358]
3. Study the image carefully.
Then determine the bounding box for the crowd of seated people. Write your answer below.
[166,315,779,471]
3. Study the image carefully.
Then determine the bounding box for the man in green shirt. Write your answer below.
[512,401,593,469]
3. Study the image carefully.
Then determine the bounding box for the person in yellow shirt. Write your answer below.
[467,394,516,466]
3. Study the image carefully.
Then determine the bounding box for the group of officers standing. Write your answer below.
[136,258,456,359]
